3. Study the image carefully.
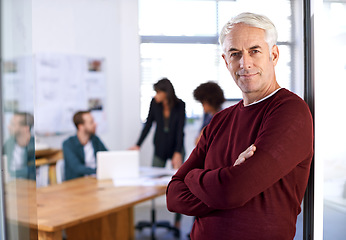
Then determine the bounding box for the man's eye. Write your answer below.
[251,50,260,54]
[230,52,240,57]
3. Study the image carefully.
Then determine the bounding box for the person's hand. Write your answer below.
[233,144,256,166]
[129,145,140,151]
[172,152,183,169]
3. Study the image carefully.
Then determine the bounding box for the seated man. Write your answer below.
[3,112,35,180]
[63,110,107,180]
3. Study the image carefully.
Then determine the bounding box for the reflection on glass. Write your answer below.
[316,1,346,238]
[1,0,37,239]
[3,112,35,181]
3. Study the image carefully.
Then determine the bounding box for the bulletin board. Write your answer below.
[34,53,107,135]
[2,56,35,140]
[3,56,34,113]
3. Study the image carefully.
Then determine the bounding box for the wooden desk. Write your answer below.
[6,178,167,240]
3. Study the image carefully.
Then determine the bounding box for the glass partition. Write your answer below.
[315,0,346,238]
[0,0,37,239]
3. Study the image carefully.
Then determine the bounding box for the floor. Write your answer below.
[323,203,346,240]
[134,196,193,240]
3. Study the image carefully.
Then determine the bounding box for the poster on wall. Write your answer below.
[2,56,34,140]
[34,53,107,135]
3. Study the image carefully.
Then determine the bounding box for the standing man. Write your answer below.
[63,111,107,180]
[166,12,313,240]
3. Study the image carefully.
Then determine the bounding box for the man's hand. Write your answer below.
[129,145,140,151]
[233,144,256,166]
[172,152,183,169]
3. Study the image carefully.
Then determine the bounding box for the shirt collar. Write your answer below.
[245,88,282,107]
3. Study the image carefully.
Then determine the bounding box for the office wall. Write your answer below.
[32,0,142,153]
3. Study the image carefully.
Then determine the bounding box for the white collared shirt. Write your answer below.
[10,143,25,171]
[84,140,96,170]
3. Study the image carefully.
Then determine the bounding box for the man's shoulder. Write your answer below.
[90,134,102,142]
[206,101,241,128]
[275,88,301,100]
[214,101,241,118]
[267,89,312,121]
[4,136,16,147]
[273,89,309,109]
[3,136,16,153]
[90,135,107,150]
[63,135,78,147]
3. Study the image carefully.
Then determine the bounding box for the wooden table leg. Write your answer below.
[38,230,62,240]
[66,207,134,240]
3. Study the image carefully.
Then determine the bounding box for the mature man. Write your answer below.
[3,112,35,180]
[166,12,313,240]
[63,111,107,180]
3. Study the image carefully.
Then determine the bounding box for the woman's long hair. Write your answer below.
[153,78,179,109]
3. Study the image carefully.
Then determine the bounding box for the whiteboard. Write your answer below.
[34,53,107,135]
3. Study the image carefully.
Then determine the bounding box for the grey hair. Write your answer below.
[219,12,278,52]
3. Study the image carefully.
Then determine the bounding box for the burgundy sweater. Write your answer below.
[166,89,313,240]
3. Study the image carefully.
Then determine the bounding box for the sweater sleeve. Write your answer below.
[174,101,186,153]
[136,99,155,146]
[166,129,215,217]
[184,98,313,209]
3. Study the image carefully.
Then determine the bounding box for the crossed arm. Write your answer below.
[166,144,256,216]
[166,100,313,216]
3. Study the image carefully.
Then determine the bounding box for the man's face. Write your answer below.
[8,115,22,136]
[81,113,96,136]
[222,23,279,100]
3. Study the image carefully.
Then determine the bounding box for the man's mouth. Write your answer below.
[237,72,258,78]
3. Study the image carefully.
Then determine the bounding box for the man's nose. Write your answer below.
[239,53,252,69]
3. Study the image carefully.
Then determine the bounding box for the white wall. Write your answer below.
[32,0,141,152]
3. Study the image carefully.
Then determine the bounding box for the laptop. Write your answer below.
[96,150,140,180]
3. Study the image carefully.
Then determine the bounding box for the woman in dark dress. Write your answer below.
[131,78,185,169]
[131,78,185,232]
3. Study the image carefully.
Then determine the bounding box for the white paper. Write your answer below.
[112,166,176,186]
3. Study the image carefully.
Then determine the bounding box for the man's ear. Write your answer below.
[271,45,279,66]
[77,124,83,132]
[222,54,228,68]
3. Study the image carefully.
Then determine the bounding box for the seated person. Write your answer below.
[63,110,107,180]
[3,112,35,180]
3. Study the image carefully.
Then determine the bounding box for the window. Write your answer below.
[315,1,346,238]
[139,0,300,120]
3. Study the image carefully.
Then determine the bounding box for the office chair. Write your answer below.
[135,199,180,240]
